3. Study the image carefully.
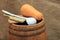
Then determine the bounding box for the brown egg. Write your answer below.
[20,4,43,20]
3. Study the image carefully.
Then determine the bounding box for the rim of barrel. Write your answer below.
[9,17,45,31]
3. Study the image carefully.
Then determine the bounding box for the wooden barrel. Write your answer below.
[8,18,46,40]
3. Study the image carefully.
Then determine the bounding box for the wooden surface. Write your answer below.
[0,0,60,40]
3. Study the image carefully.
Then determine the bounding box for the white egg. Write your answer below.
[25,17,37,25]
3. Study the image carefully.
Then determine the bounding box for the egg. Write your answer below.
[20,4,43,20]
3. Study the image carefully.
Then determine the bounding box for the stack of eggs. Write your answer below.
[9,4,43,25]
